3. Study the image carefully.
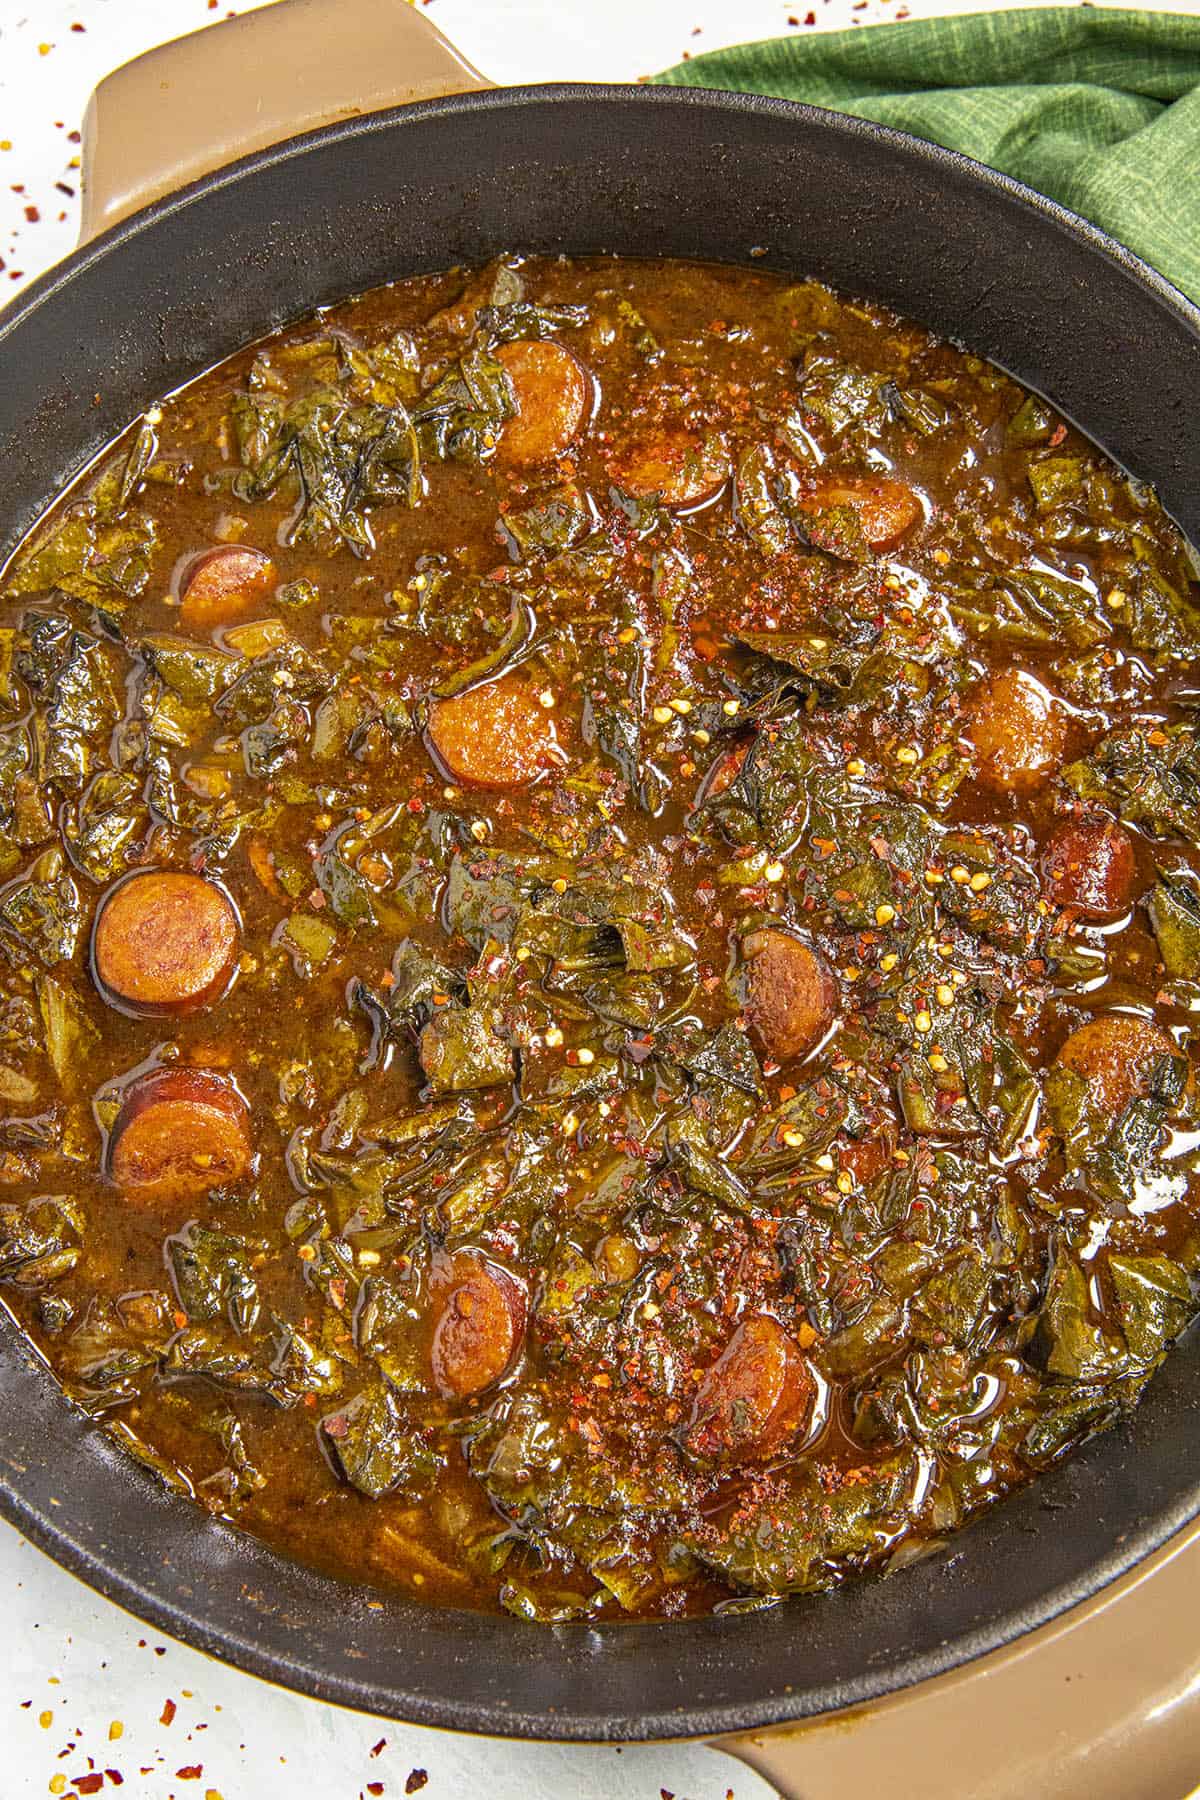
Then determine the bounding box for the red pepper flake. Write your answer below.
[370,1740,387,1759]
[175,1768,203,1781]
[367,1787,385,1798]
[71,1780,105,1796]
[159,1699,176,1726]
[105,1776,124,1788]
[24,205,39,223]
[405,1773,429,1795]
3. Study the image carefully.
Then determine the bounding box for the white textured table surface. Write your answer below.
[0,2,1195,1797]
[4,0,1200,291]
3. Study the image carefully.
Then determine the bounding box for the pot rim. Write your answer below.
[2,79,1199,1743]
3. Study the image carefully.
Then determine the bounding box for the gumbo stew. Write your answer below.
[2,255,1200,1621]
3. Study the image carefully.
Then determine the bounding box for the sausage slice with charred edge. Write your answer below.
[427,676,560,789]
[797,475,922,550]
[743,927,838,1062]
[92,871,239,1015]
[427,1251,526,1399]
[1054,1014,1184,1118]
[109,1068,253,1203]
[969,668,1067,793]
[180,546,275,632]
[608,427,730,510]
[495,341,590,466]
[685,1314,816,1462]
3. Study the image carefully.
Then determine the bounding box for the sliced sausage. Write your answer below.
[968,669,1067,793]
[796,475,922,550]
[427,676,560,789]
[1054,1014,1183,1117]
[109,1068,253,1202]
[92,871,239,1015]
[495,341,590,466]
[180,546,275,632]
[608,428,731,510]
[427,1251,526,1399]
[1042,818,1136,919]
[743,928,837,1061]
[684,1314,815,1462]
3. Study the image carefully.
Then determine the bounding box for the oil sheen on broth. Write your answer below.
[1,255,1199,1622]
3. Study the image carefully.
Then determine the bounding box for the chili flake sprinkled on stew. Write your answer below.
[1,254,1199,1620]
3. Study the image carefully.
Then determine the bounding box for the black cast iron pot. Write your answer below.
[2,0,1200,1775]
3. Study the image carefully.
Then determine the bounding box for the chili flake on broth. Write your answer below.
[0,253,1199,1620]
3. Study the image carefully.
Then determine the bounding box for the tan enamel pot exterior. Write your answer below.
[3,5,1200,1793]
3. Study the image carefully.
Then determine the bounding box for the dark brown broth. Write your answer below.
[1,254,1199,1621]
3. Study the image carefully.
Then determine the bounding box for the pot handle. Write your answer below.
[711,1519,1200,1800]
[79,0,493,243]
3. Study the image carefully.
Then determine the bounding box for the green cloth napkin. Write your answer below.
[653,8,1200,305]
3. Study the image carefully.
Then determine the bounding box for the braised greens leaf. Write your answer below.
[1065,721,1200,843]
[0,1195,82,1286]
[165,1224,263,1333]
[0,855,84,967]
[321,1384,442,1500]
[687,1453,918,1594]
[420,1003,513,1093]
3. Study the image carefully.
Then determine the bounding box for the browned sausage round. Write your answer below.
[969,669,1067,793]
[92,871,240,1015]
[180,546,275,632]
[797,475,922,550]
[109,1068,253,1202]
[427,676,561,789]
[684,1314,816,1462]
[608,428,730,510]
[1054,1013,1183,1117]
[743,928,837,1062]
[495,341,590,466]
[428,1251,526,1399]
[1042,818,1136,919]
